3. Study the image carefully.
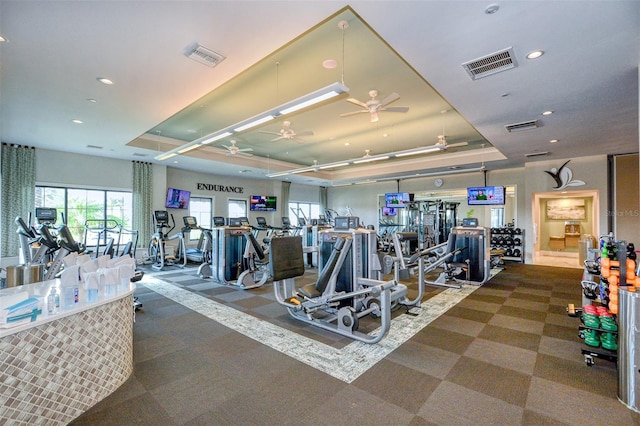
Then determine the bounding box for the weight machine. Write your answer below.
[270,217,408,344]
[147,210,187,271]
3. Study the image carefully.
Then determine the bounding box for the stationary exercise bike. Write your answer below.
[147,210,186,271]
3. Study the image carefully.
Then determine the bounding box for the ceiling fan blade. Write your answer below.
[381,106,409,113]
[445,141,469,148]
[340,110,369,117]
[238,147,253,152]
[270,136,285,141]
[297,130,314,136]
[221,144,231,150]
[346,97,369,108]
[238,152,254,157]
[259,131,281,136]
[380,92,400,106]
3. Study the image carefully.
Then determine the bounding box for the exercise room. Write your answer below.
[1,2,639,425]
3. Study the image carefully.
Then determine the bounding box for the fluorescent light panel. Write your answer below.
[157,152,178,161]
[233,115,275,132]
[177,144,201,154]
[158,82,348,161]
[353,155,389,164]
[278,82,349,115]
[395,146,441,157]
[201,131,233,145]
[319,162,350,170]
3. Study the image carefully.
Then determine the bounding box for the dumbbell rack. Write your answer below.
[490,227,525,263]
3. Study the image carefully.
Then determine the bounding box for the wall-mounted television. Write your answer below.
[165,188,191,209]
[382,207,397,216]
[467,186,506,205]
[385,192,411,208]
[250,195,277,212]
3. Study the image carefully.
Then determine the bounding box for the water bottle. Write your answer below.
[47,288,58,314]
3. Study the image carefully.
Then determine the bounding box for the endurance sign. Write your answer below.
[197,183,244,193]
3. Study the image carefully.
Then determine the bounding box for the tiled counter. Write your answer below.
[0,280,135,425]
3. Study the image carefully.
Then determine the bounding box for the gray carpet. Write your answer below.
[70,263,640,425]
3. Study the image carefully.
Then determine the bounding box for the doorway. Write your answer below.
[532,190,599,268]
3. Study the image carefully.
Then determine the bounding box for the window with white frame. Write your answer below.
[188,197,212,241]
[228,198,247,221]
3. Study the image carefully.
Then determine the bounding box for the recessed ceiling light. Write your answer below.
[549,139,559,143]
[526,50,544,59]
[542,110,554,115]
[344,142,350,146]
[173,160,178,164]
[485,4,500,14]
[322,59,337,69]
[501,93,509,98]
[72,119,83,124]
[87,98,97,103]
[97,77,114,85]
[0,35,7,43]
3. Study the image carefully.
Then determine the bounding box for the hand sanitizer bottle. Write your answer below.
[47,287,59,314]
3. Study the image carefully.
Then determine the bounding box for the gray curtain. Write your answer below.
[319,186,328,216]
[132,161,153,250]
[1,143,36,258]
[281,181,291,218]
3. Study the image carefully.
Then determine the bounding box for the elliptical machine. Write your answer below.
[147,210,186,271]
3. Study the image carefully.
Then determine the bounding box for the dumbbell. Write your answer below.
[505,248,513,257]
[514,238,521,246]
[513,248,521,257]
[514,228,522,235]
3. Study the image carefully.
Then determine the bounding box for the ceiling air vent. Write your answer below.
[132,152,148,157]
[86,144,103,149]
[505,120,540,132]
[185,43,226,68]
[462,47,517,80]
[524,151,549,158]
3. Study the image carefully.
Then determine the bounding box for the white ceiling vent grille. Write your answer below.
[505,120,540,132]
[524,151,549,158]
[132,152,148,157]
[185,43,226,68]
[462,47,517,80]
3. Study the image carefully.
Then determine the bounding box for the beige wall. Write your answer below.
[614,154,639,245]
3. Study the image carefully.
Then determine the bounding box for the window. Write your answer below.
[491,207,505,228]
[188,197,212,241]
[228,198,247,220]
[288,202,320,226]
[35,186,133,248]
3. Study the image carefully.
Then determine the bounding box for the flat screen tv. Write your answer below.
[385,192,411,208]
[467,186,506,205]
[165,188,191,209]
[250,195,277,212]
[382,207,397,216]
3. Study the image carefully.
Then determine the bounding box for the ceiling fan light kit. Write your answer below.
[340,89,409,123]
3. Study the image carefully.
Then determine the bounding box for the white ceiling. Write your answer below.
[1,1,638,187]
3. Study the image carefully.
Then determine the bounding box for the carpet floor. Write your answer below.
[70,262,640,425]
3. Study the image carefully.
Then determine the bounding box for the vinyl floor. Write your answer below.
[70,262,640,425]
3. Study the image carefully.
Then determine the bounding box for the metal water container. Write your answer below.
[618,287,640,413]
[4,263,45,287]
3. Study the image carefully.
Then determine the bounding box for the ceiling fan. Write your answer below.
[436,134,469,150]
[340,90,409,123]
[221,140,253,157]
[260,121,313,143]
